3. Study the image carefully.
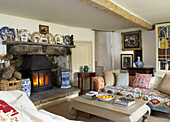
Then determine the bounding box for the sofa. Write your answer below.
[92,69,170,114]
[0,90,81,122]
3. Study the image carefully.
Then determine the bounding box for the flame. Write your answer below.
[45,72,48,85]
[33,73,38,86]
[33,72,45,86]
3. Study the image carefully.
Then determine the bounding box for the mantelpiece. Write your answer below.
[3,41,75,55]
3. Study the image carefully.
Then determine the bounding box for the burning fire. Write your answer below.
[33,72,49,86]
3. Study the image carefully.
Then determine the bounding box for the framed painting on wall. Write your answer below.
[39,25,49,34]
[121,30,142,51]
[121,54,133,70]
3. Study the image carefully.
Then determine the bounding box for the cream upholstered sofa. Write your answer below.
[92,69,170,113]
[0,90,80,122]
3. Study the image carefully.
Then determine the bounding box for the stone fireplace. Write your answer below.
[3,41,75,93]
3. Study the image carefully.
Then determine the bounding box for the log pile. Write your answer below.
[0,67,22,82]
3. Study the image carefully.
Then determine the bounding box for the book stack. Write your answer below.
[82,91,98,100]
[114,97,135,107]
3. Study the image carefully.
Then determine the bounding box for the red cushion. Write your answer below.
[132,73,152,89]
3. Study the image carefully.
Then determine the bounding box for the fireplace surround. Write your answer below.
[3,41,74,93]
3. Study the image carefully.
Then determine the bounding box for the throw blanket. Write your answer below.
[99,86,170,113]
[0,100,21,121]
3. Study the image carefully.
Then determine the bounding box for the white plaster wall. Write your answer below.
[112,28,156,71]
[0,13,95,71]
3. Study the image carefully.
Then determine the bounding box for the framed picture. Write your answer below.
[121,30,142,51]
[39,25,49,34]
[121,54,133,70]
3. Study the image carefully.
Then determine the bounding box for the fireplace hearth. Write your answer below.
[20,55,56,92]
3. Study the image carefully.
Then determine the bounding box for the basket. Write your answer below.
[0,80,22,91]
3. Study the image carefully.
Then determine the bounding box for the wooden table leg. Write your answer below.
[90,76,92,91]
[81,76,83,94]
[93,83,95,91]
[142,105,151,122]
[68,106,77,119]
[78,77,80,89]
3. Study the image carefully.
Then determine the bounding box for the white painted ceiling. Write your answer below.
[0,0,169,31]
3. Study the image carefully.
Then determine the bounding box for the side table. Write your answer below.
[77,72,96,94]
[127,67,154,76]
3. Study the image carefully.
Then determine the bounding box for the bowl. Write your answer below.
[96,93,114,101]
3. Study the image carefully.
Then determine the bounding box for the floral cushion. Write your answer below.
[133,73,152,89]
[92,76,105,91]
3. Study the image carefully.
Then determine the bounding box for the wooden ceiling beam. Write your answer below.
[80,0,153,30]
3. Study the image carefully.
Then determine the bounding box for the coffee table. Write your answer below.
[69,95,151,122]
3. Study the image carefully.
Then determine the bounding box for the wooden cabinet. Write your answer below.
[127,67,154,76]
[155,23,170,72]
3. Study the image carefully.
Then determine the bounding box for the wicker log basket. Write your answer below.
[0,80,22,91]
[0,67,22,91]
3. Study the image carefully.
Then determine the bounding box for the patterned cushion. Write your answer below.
[133,73,152,89]
[92,76,105,91]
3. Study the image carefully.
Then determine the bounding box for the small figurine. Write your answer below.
[70,35,74,45]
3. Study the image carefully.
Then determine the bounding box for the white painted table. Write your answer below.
[69,95,151,122]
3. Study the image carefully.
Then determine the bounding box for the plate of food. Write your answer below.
[32,32,41,43]
[44,33,54,44]
[96,93,114,101]
[18,29,31,42]
[0,26,15,41]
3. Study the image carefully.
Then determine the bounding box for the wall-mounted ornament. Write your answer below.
[39,25,49,35]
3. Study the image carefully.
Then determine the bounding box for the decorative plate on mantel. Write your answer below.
[18,29,31,42]
[53,34,64,44]
[64,35,71,45]
[44,33,54,44]
[32,32,41,43]
[0,26,15,41]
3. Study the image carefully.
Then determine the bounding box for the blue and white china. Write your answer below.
[64,35,71,45]
[0,26,16,41]
[135,56,143,68]
[60,70,71,88]
[21,78,31,98]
